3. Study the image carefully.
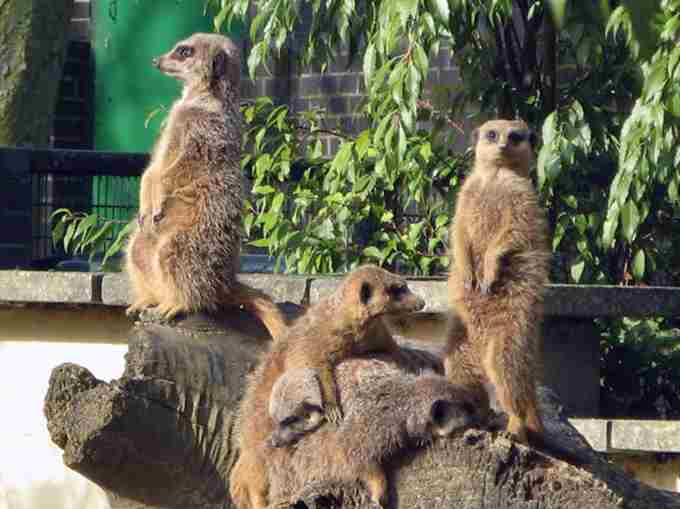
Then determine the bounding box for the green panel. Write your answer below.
[92,0,243,220]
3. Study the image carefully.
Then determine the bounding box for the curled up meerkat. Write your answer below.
[124,33,286,338]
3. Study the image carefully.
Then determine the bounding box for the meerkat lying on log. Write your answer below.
[264,361,484,508]
[446,119,551,446]
[124,33,286,337]
[229,265,426,509]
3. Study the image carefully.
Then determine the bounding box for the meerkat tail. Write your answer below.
[231,281,289,340]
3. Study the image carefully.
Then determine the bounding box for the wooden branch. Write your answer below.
[44,311,680,509]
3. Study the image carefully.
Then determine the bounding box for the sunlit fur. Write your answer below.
[229,265,426,509]
[125,34,285,336]
[446,119,550,444]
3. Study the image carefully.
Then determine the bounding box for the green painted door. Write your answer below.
[92,0,242,221]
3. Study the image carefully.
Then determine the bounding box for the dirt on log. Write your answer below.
[44,309,680,509]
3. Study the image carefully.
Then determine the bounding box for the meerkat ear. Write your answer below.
[212,50,228,80]
[471,128,479,147]
[360,282,373,305]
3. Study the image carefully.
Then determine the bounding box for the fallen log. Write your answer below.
[44,310,680,509]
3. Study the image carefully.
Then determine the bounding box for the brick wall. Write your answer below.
[240,39,463,157]
[53,0,92,149]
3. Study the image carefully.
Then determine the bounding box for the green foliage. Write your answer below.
[50,208,134,271]
[242,97,467,274]
[600,317,680,418]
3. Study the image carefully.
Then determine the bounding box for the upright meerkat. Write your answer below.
[446,119,550,445]
[229,265,425,509]
[264,360,484,508]
[125,33,286,337]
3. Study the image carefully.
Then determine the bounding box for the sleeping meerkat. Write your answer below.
[125,33,287,338]
[229,265,425,509]
[446,119,551,445]
[264,362,484,509]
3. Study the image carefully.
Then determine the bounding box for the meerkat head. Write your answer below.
[405,374,486,440]
[472,119,537,177]
[339,265,425,326]
[153,33,241,96]
[267,368,325,448]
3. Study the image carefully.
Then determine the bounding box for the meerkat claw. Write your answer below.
[325,405,344,425]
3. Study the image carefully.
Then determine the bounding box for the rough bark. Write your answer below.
[44,310,680,509]
[0,0,74,147]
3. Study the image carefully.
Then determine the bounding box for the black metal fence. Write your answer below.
[0,147,147,268]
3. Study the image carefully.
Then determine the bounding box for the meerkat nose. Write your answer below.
[152,57,160,68]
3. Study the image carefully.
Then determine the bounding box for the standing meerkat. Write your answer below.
[229,265,425,509]
[125,33,286,337]
[264,361,484,508]
[446,119,551,445]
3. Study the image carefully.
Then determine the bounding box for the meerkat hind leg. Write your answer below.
[317,364,343,424]
[483,336,541,445]
[362,463,388,509]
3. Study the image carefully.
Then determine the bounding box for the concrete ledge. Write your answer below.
[570,419,680,453]
[545,284,680,318]
[1,271,679,318]
[0,270,97,304]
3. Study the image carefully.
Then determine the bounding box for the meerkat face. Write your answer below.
[268,369,326,448]
[472,120,536,176]
[343,265,425,323]
[405,375,485,440]
[153,33,240,89]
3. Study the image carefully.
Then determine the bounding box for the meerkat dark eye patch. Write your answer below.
[388,284,408,300]
[485,130,498,142]
[508,130,528,145]
[175,45,194,59]
[213,51,227,79]
[280,415,299,427]
[360,282,373,304]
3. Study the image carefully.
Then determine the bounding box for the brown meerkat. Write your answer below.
[124,33,287,337]
[446,119,550,446]
[229,265,426,509]
[264,359,485,508]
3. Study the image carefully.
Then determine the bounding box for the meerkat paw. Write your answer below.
[126,299,156,317]
[479,278,495,295]
[152,302,187,321]
[504,416,530,445]
[324,403,344,425]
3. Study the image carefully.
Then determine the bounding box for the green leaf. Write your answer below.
[253,185,276,195]
[49,208,72,221]
[547,0,567,29]
[570,258,586,283]
[363,246,382,260]
[52,220,66,246]
[248,238,270,248]
[620,200,640,242]
[429,0,449,23]
[632,249,646,280]
[643,59,667,98]
[271,192,285,213]
[363,43,376,89]
[63,221,78,253]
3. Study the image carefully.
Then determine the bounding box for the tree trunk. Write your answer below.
[0,0,74,147]
[44,311,680,509]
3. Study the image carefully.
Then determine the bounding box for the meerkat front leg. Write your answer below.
[452,213,475,291]
[317,364,343,424]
